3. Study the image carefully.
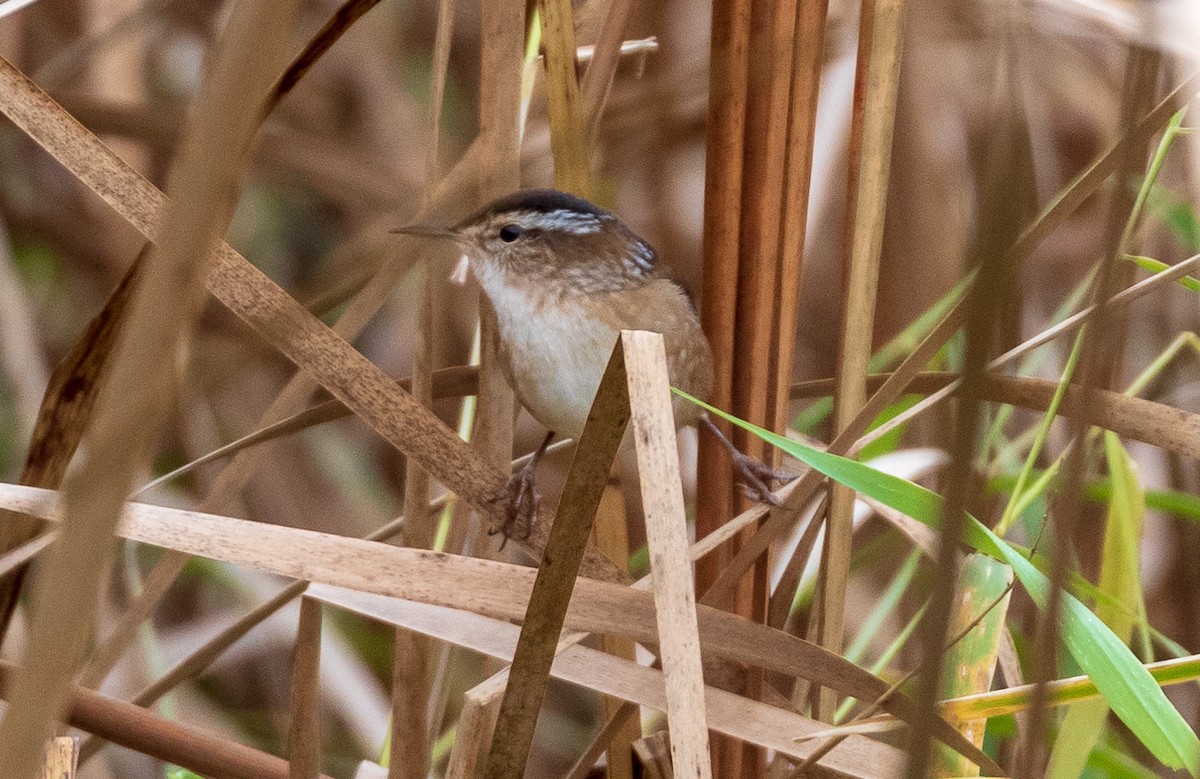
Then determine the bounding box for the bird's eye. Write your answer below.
[499,224,522,242]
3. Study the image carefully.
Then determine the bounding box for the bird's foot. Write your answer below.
[730,450,794,506]
[489,463,540,550]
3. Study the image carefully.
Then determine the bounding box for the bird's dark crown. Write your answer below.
[464,188,611,225]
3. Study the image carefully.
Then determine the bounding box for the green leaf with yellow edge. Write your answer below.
[677,390,1200,775]
[932,553,1013,776]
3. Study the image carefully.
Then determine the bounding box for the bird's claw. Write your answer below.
[489,464,540,550]
[730,451,794,507]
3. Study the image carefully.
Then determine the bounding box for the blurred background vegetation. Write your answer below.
[0,0,1198,776]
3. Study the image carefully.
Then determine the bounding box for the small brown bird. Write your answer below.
[395,189,787,536]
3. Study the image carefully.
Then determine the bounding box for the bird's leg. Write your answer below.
[491,430,555,548]
[699,415,794,506]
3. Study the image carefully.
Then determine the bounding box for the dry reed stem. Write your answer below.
[633,733,673,779]
[0,0,298,771]
[133,578,310,701]
[394,253,434,779]
[0,662,334,779]
[484,345,630,778]
[0,532,56,583]
[696,0,752,592]
[563,702,638,779]
[791,371,1200,459]
[267,0,384,111]
[288,597,323,779]
[134,366,480,488]
[40,736,77,779]
[578,0,635,134]
[0,482,998,771]
[767,494,829,629]
[852,251,1200,450]
[308,584,908,776]
[624,331,713,779]
[423,0,454,185]
[769,0,829,432]
[390,626,429,779]
[735,0,799,457]
[821,0,905,720]
[394,51,440,761]
[730,0,807,768]
[726,1,804,765]
[77,543,190,688]
[537,0,590,195]
[577,24,645,773]
[472,0,522,561]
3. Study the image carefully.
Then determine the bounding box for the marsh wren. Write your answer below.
[395,189,789,537]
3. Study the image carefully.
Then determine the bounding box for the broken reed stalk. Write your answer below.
[287,597,323,779]
[41,736,77,778]
[445,673,505,777]
[624,332,713,779]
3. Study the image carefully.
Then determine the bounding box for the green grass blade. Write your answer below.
[1046,433,1145,778]
[1126,254,1200,294]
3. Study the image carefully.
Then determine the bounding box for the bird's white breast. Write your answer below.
[475,267,616,438]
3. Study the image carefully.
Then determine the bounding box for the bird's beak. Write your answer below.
[391,224,474,286]
[390,224,462,241]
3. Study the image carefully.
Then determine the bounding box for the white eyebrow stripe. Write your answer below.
[519,209,606,234]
